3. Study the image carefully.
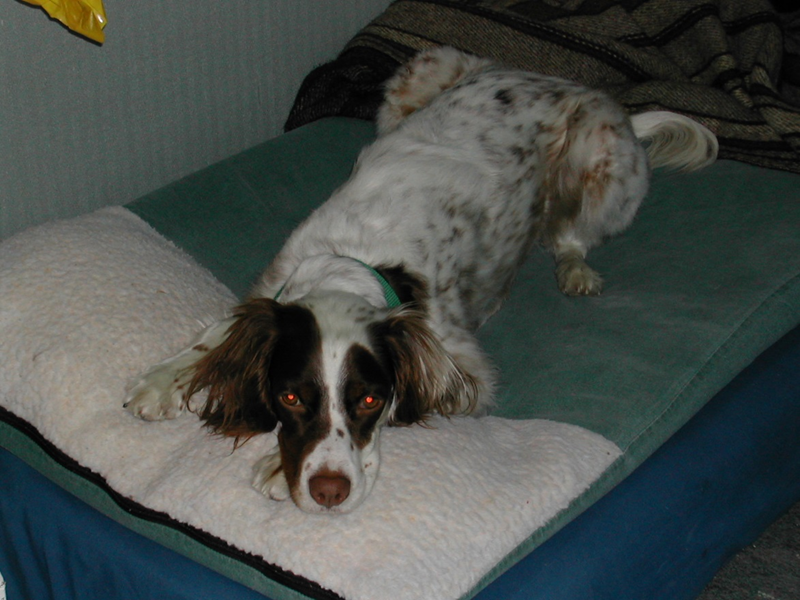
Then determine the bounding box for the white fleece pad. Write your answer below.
[0,207,621,600]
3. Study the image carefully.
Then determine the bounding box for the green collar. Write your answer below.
[351,259,403,308]
[274,258,402,309]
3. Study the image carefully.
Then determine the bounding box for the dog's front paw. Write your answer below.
[123,364,188,421]
[556,257,604,296]
[253,451,290,501]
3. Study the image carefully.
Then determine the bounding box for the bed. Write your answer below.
[2,1,800,599]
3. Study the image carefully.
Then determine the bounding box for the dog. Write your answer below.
[124,46,717,514]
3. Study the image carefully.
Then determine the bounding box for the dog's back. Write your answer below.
[373,47,717,297]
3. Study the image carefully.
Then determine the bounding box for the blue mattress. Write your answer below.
[2,324,798,600]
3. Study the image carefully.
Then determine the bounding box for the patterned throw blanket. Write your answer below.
[286,0,800,174]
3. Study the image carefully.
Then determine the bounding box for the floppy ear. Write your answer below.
[372,308,478,425]
[188,298,280,440]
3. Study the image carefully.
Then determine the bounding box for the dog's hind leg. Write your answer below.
[538,92,652,296]
[545,109,717,295]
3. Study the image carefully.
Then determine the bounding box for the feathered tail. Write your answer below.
[631,111,718,171]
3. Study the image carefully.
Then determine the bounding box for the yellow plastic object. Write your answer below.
[23,0,107,43]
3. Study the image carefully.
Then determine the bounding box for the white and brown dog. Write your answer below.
[124,47,717,513]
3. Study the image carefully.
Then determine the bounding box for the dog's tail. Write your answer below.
[631,111,718,172]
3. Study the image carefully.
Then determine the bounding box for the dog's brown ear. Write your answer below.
[372,308,478,425]
[188,298,280,440]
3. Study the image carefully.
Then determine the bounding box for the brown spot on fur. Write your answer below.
[583,158,613,207]
[375,264,429,308]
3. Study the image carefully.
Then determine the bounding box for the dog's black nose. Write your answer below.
[309,472,351,508]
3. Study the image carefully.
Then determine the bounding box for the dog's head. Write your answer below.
[188,292,476,513]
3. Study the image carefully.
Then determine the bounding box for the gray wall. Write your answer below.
[1,0,388,239]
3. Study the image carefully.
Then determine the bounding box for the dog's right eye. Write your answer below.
[280,392,301,407]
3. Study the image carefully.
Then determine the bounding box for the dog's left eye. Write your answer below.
[280,392,301,407]
[360,395,383,411]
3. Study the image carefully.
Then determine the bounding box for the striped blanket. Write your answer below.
[286,0,800,174]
